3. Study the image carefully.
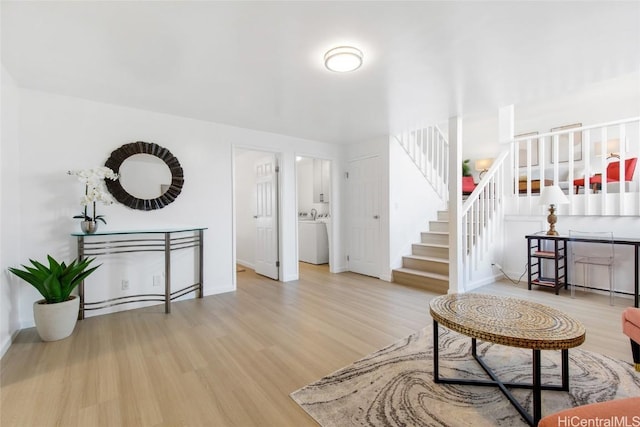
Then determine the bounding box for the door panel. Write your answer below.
[254,155,279,280]
[348,156,380,277]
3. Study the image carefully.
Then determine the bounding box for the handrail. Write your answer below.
[511,117,640,142]
[460,150,509,287]
[463,151,509,214]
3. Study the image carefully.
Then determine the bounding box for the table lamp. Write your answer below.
[595,139,621,159]
[539,185,569,235]
[475,158,493,179]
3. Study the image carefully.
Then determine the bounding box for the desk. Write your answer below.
[72,227,206,319]
[525,234,640,307]
[430,293,585,426]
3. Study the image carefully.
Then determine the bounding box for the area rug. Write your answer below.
[291,328,640,426]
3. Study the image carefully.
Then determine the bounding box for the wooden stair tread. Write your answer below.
[393,268,448,281]
[413,242,449,249]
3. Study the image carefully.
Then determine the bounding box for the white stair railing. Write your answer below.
[394,126,449,202]
[511,117,640,216]
[461,151,509,283]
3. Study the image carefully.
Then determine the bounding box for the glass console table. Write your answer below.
[71,227,206,319]
[525,233,640,307]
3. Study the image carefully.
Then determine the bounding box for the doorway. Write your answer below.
[233,148,281,281]
[295,156,332,274]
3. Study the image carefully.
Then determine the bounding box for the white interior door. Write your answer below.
[348,156,380,277]
[254,155,279,280]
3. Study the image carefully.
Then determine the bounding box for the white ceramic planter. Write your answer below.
[32,296,80,341]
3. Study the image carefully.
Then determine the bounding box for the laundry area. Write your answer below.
[296,157,331,266]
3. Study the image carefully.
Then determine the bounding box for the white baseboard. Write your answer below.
[203,285,235,297]
[330,265,348,273]
[466,273,507,291]
[1,329,22,360]
[379,273,392,282]
[236,259,255,270]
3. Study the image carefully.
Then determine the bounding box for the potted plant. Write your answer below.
[8,255,99,341]
[68,167,118,233]
[462,159,472,177]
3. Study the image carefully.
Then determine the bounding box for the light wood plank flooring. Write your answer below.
[1,264,635,426]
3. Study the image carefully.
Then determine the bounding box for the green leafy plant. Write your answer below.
[462,159,472,176]
[8,256,100,304]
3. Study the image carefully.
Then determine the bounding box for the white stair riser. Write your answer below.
[421,232,449,245]
[392,270,448,294]
[429,221,448,232]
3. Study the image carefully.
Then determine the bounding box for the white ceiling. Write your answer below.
[2,1,639,144]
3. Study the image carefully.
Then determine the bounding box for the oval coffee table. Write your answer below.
[429,293,586,426]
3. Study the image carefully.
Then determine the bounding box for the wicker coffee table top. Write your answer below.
[429,293,586,350]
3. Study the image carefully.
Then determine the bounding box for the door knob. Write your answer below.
[373,215,380,219]
[253,215,258,219]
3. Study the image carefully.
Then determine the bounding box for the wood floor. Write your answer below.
[1,263,635,426]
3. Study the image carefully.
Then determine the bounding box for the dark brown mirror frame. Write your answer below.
[104,141,184,211]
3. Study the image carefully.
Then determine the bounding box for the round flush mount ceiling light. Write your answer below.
[324,46,363,72]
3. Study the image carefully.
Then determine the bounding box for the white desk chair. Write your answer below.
[569,230,615,305]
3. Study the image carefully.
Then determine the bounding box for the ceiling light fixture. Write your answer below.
[324,46,363,72]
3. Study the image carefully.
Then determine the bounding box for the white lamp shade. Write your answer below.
[475,158,493,171]
[324,46,363,72]
[539,185,569,206]
[595,139,621,157]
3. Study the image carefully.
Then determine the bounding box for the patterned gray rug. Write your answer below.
[291,328,640,426]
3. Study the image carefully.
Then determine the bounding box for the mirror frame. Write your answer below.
[105,141,184,211]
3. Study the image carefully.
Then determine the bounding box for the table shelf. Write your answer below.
[526,235,567,295]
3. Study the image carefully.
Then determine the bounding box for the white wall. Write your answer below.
[1,66,22,356]
[13,88,342,327]
[388,137,446,270]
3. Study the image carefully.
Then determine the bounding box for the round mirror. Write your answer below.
[120,154,172,199]
[105,141,184,211]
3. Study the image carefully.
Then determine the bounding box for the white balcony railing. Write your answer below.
[511,117,640,216]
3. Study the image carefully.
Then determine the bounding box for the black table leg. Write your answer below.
[533,349,542,426]
[561,349,569,390]
[635,245,639,308]
[433,320,440,382]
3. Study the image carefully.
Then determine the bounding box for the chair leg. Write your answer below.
[608,264,614,306]
[584,264,589,295]
[631,339,640,372]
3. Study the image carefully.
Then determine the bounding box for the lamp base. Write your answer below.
[546,204,558,235]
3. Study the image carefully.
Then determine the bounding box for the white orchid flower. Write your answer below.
[68,166,119,225]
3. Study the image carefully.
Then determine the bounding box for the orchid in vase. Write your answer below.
[68,167,118,232]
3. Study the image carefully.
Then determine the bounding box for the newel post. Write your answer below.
[448,116,463,294]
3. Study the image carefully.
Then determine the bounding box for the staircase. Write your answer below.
[392,210,449,294]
